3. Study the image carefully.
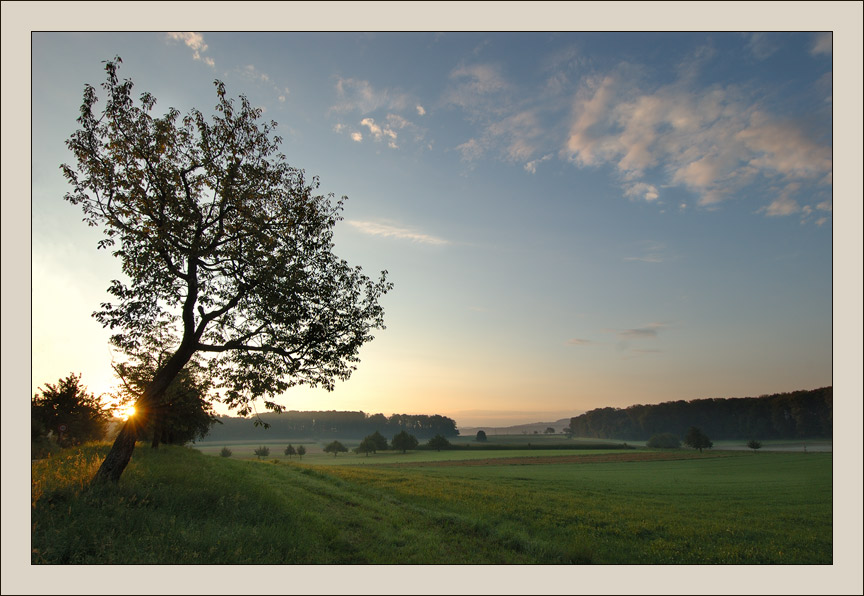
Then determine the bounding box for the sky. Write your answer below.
[14,18,859,430]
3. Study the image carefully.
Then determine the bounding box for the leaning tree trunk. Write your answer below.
[92,343,195,483]
[151,411,162,449]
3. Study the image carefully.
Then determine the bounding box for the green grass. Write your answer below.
[31,443,832,564]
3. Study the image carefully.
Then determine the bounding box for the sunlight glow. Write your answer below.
[120,405,136,421]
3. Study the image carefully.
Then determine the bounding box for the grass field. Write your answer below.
[31,440,832,565]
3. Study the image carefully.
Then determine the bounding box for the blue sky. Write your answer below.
[19,23,853,428]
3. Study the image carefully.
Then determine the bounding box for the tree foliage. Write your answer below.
[62,57,391,482]
[32,373,111,449]
[284,443,297,457]
[296,445,306,458]
[220,446,232,457]
[206,411,458,441]
[426,434,451,452]
[253,445,270,459]
[568,387,832,441]
[391,430,419,453]
[747,439,762,451]
[683,427,713,453]
[475,430,487,442]
[323,440,348,456]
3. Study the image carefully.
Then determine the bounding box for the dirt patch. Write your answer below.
[378,451,738,468]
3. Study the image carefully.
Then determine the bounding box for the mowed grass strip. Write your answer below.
[31,444,831,564]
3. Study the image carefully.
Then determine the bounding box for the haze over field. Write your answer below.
[19,16,858,430]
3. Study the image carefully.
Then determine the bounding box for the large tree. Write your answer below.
[62,58,391,482]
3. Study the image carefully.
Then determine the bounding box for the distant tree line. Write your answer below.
[206,411,459,441]
[568,387,832,441]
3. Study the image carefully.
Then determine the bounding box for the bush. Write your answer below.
[220,446,232,457]
[646,433,681,449]
[475,430,487,442]
[747,439,762,451]
[253,446,270,459]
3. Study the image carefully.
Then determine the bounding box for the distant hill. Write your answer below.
[458,418,575,437]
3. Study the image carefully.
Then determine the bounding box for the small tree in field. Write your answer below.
[427,434,451,452]
[220,446,232,457]
[296,445,306,458]
[355,436,376,456]
[391,430,419,453]
[284,443,297,458]
[544,427,555,434]
[475,430,487,442]
[684,427,713,453]
[253,446,270,459]
[62,58,392,483]
[324,441,347,456]
[747,439,762,451]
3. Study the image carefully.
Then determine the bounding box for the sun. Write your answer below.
[119,405,136,421]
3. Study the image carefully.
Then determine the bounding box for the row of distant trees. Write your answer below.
[568,387,832,441]
[206,411,459,442]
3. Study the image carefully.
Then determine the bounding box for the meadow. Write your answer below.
[30,436,832,565]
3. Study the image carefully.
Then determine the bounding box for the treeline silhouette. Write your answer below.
[203,411,459,442]
[568,387,832,441]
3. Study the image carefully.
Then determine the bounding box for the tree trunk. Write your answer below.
[92,420,139,483]
[91,342,196,483]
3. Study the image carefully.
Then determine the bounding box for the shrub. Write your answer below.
[253,446,270,459]
[475,430,487,442]
[646,433,681,449]
[747,439,762,451]
[220,446,233,458]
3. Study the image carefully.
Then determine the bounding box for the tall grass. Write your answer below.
[31,443,832,564]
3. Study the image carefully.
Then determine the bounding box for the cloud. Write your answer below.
[346,220,450,246]
[623,241,668,263]
[444,63,510,118]
[623,182,659,202]
[524,154,553,174]
[613,322,667,340]
[416,105,426,116]
[563,69,832,213]
[456,138,484,162]
[350,132,363,142]
[166,32,215,68]
[332,77,410,114]
[566,338,592,346]
[811,32,832,56]
[360,117,398,149]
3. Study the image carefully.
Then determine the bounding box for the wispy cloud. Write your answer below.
[611,322,668,340]
[623,241,670,263]
[810,32,832,56]
[566,338,593,346]
[166,32,215,68]
[439,45,831,223]
[331,77,411,114]
[346,220,450,246]
[238,64,290,101]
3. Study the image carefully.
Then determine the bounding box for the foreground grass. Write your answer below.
[31,444,831,564]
